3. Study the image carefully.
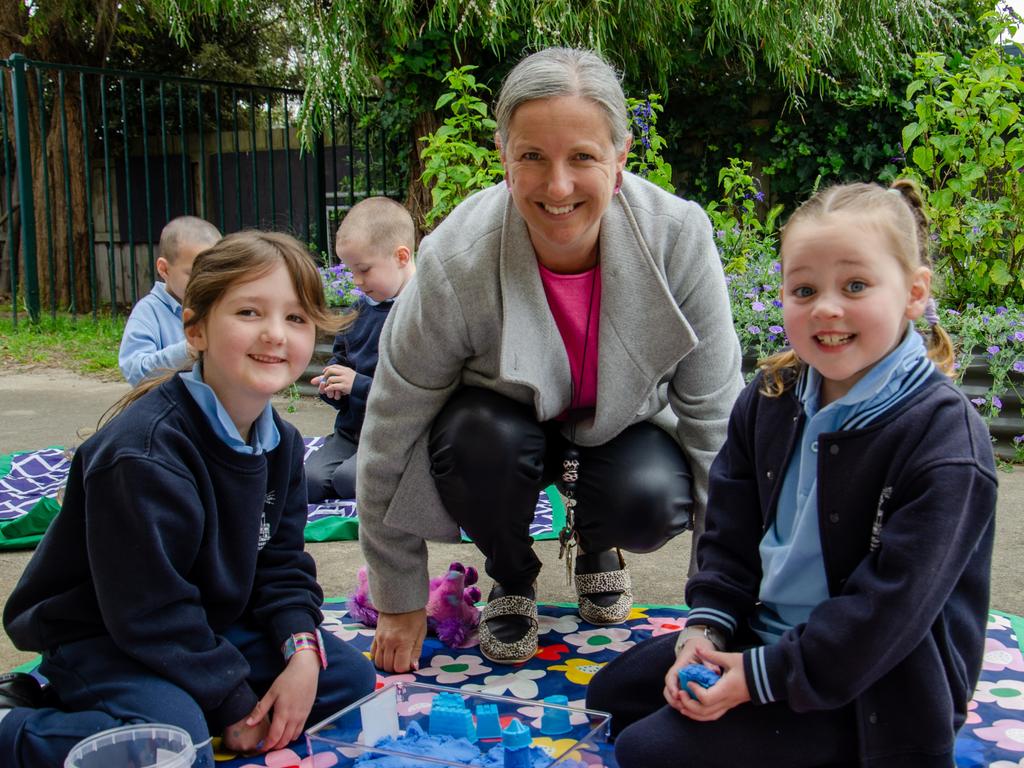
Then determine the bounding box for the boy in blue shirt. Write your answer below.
[306,197,416,502]
[118,216,221,385]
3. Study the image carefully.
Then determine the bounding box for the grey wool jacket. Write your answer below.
[356,172,744,613]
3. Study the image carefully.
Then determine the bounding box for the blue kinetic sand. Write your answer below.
[678,663,721,699]
[305,681,613,767]
[353,722,557,767]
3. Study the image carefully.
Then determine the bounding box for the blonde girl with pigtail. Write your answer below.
[588,180,998,768]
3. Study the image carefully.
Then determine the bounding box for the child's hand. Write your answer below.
[313,365,356,399]
[663,636,718,712]
[246,650,320,751]
[222,709,270,754]
[674,648,751,722]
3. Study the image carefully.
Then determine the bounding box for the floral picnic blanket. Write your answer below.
[200,604,1024,768]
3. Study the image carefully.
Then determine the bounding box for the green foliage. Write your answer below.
[704,158,784,275]
[0,313,124,376]
[418,66,504,230]
[627,95,674,194]
[901,12,1024,307]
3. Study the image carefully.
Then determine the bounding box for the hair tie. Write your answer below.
[923,297,939,327]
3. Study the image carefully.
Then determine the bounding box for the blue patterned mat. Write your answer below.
[196,604,1024,767]
[0,444,562,548]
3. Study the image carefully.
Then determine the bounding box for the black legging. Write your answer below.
[428,387,693,591]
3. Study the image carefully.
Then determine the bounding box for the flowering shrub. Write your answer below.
[942,302,1024,459]
[319,263,363,308]
[705,158,784,275]
[626,95,674,194]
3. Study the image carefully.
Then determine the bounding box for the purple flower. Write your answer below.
[769,325,784,334]
[771,262,781,273]
[1015,435,1024,445]
[996,306,1008,315]
[747,325,761,335]
[772,299,783,308]
[754,191,765,202]
[971,397,986,406]
[752,301,766,312]
[1014,361,1024,373]
[946,309,961,316]
[993,395,1003,410]
[987,345,1001,355]
[1014,331,1024,342]
[715,229,726,239]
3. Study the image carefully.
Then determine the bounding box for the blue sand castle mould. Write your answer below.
[475,703,502,739]
[429,691,477,742]
[501,719,531,768]
[539,695,571,736]
[678,663,721,700]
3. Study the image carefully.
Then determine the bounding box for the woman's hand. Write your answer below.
[244,649,321,751]
[313,365,356,399]
[222,709,270,754]
[669,648,751,722]
[371,609,427,672]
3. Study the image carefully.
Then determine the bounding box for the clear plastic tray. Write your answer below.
[305,681,613,767]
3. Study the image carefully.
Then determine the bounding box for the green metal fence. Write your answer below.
[0,55,402,325]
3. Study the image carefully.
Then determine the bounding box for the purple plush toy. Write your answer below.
[347,562,482,649]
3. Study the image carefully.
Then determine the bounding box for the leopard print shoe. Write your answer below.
[575,549,633,625]
[478,590,539,664]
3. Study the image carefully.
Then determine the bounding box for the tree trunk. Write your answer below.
[404,109,440,240]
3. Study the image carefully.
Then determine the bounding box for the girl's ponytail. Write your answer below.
[888,179,955,377]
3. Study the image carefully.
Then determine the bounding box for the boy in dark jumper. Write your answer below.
[306,197,416,502]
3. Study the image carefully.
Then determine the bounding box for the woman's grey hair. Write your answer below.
[495,47,629,151]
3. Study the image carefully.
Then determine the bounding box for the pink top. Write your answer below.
[538,262,602,415]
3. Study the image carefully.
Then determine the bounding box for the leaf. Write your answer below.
[902,122,924,151]
[989,260,1012,286]
[435,92,456,110]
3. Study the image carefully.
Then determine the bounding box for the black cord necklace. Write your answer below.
[557,255,600,582]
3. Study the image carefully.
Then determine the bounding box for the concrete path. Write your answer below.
[1,369,1021,672]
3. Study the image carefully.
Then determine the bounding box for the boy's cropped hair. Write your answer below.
[159,216,221,263]
[336,197,415,255]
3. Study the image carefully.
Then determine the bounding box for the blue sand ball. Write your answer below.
[678,664,721,700]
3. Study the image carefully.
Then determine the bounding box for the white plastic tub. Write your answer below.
[64,724,196,768]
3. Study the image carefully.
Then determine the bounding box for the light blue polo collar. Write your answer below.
[179,362,280,454]
[152,281,183,318]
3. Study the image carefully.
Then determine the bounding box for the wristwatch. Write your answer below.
[674,623,726,654]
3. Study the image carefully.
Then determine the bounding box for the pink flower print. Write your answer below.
[563,627,635,654]
[985,638,1024,673]
[974,719,1024,752]
[395,691,436,717]
[320,611,375,642]
[416,654,491,684]
[375,672,416,690]
[632,616,687,637]
[463,668,546,699]
[974,680,1024,711]
[966,698,981,725]
[517,698,589,730]
[538,613,580,635]
[240,748,339,766]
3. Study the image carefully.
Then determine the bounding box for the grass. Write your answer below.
[0,310,125,377]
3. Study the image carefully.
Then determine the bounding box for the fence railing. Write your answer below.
[0,55,404,324]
